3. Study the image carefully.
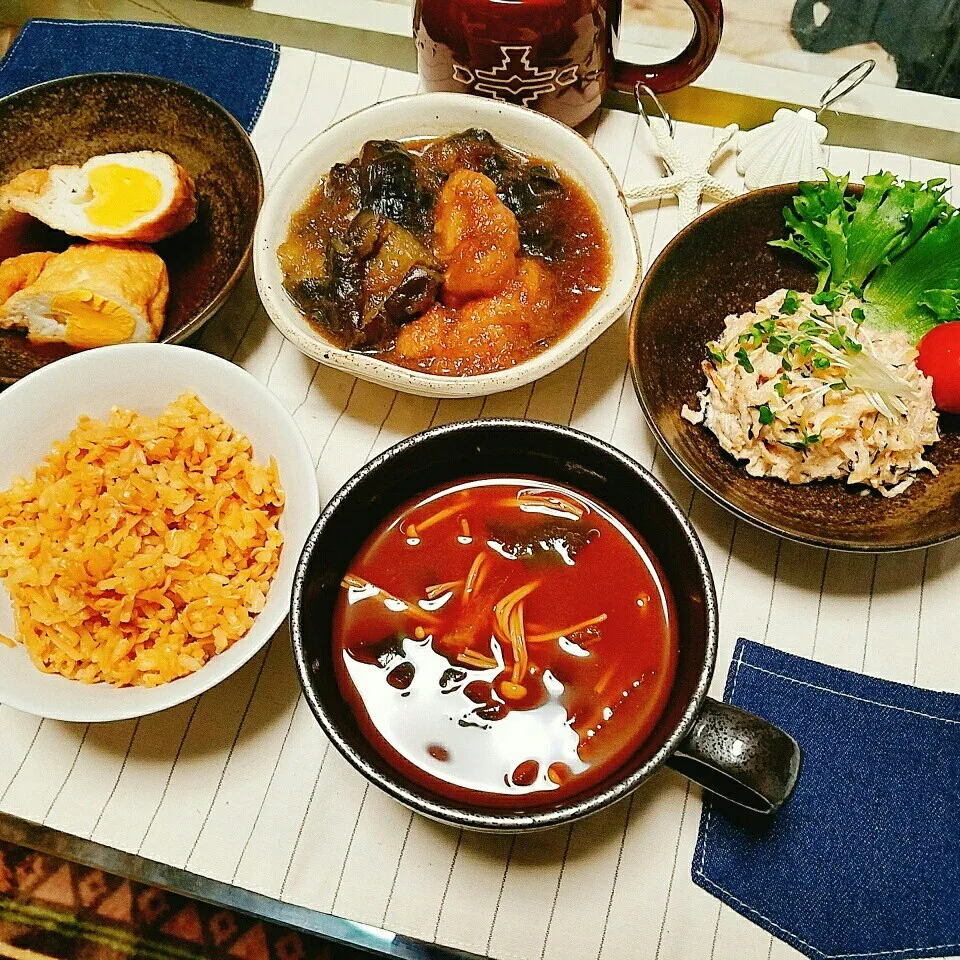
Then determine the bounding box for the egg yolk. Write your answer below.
[85,164,163,228]
[51,290,137,348]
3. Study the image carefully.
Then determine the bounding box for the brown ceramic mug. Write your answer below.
[414,0,723,128]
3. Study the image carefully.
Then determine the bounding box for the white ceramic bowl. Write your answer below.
[254,92,641,398]
[0,344,319,722]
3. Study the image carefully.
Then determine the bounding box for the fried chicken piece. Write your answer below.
[394,258,555,375]
[434,170,520,306]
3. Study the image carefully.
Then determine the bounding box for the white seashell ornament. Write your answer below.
[735,59,876,191]
[736,108,827,190]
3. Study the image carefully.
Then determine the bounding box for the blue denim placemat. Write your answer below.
[0,19,279,132]
[694,638,960,960]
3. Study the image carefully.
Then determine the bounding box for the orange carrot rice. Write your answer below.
[0,392,284,687]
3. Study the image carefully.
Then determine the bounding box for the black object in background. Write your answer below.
[792,0,960,99]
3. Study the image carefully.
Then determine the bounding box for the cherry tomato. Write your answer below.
[917,322,960,414]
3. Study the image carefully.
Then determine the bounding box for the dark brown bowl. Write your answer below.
[291,419,719,831]
[629,183,960,552]
[0,73,263,384]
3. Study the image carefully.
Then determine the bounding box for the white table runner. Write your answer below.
[3,41,960,960]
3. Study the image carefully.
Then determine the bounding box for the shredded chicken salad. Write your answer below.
[682,290,940,497]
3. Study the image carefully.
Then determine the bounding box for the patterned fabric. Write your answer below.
[0,842,363,960]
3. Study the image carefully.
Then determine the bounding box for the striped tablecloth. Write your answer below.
[2,32,960,960]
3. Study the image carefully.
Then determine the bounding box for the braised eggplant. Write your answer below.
[323,141,441,235]
[278,128,610,374]
[358,140,442,233]
[285,209,442,349]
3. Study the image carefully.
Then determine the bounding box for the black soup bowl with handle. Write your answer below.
[290,419,801,831]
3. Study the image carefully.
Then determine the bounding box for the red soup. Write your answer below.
[333,476,678,807]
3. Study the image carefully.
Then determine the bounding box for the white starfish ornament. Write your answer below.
[626,117,740,226]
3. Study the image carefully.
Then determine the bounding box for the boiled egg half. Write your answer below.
[0,151,196,243]
[0,244,168,349]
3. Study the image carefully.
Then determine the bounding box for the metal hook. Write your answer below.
[635,82,676,138]
[816,59,876,117]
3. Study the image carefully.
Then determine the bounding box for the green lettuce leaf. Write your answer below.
[844,171,900,286]
[772,171,959,342]
[918,288,960,321]
[862,212,960,341]
[770,172,850,290]
[848,175,952,287]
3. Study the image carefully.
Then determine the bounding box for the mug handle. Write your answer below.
[610,0,723,95]
[665,697,801,814]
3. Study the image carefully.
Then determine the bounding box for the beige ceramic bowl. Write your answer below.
[253,92,641,398]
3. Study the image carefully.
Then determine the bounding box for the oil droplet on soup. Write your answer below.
[332,477,678,807]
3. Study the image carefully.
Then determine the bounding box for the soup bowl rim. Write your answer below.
[254,91,642,399]
[289,418,719,831]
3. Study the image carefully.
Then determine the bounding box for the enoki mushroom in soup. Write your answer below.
[332,476,678,806]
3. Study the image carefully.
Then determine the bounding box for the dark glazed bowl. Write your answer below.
[290,419,719,831]
[629,182,960,552]
[0,73,263,384]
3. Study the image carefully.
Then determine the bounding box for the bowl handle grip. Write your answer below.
[665,697,801,814]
